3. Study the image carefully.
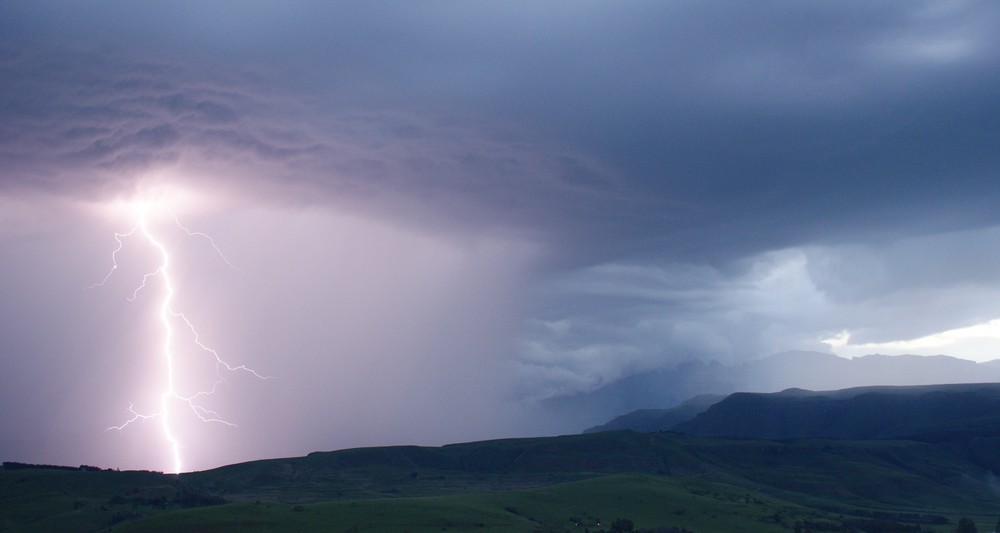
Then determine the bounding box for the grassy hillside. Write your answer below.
[4,431,1000,532]
[113,474,836,533]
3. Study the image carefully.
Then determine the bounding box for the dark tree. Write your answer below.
[609,518,635,532]
[956,517,978,533]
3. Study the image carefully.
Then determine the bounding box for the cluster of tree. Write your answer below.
[1,461,112,472]
[954,517,977,533]
[587,515,995,533]
[588,518,693,533]
[1,461,164,474]
[835,519,924,533]
[850,510,949,526]
[790,516,990,533]
[109,510,145,526]
[107,488,226,510]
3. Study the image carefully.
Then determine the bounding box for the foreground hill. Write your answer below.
[4,428,1000,532]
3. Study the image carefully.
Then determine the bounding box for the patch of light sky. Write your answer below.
[824,321,1000,363]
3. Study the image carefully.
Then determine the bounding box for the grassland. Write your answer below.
[3,431,1000,532]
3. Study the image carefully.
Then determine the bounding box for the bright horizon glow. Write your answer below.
[825,320,1000,363]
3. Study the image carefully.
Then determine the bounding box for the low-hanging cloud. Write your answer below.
[521,228,1000,399]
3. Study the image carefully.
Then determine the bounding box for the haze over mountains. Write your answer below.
[543,350,1000,433]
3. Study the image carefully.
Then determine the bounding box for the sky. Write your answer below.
[1,0,1000,473]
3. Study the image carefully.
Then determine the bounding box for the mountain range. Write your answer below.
[588,381,1000,447]
[549,350,1000,432]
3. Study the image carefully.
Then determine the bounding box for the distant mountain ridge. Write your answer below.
[674,382,1000,441]
[586,382,1000,445]
[556,350,1000,432]
[584,394,724,434]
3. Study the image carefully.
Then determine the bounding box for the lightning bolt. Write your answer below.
[92,199,268,473]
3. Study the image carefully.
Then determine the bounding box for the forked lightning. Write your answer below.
[92,198,267,473]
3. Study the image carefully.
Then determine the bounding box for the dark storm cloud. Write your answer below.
[0,41,621,248]
[0,47,264,194]
[3,1,999,263]
[315,0,1000,262]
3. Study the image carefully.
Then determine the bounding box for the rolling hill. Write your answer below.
[6,383,1000,531]
[4,426,1000,532]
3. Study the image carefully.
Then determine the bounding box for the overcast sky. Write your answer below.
[2,0,1000,473]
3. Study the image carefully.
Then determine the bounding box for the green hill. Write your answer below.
[4,429,1000,532]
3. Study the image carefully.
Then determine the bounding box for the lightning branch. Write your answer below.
[92,200,268,473]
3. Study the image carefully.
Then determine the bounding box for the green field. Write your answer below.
[3,431,999,532]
